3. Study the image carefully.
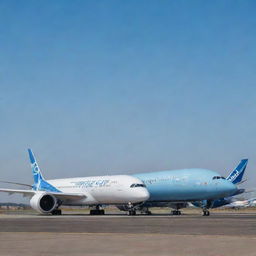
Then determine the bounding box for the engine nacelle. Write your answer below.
[30,193,57,214]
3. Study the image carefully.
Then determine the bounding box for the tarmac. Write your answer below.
[1,211,256,256]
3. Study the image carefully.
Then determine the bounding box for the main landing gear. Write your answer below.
[129,208,152,215]
[90,205,105,215]
[202,209,210,216]
[171,210,181,215]
[169,203,187,216]
[51,209,62,215]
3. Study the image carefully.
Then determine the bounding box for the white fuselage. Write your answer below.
[47,175,149,205]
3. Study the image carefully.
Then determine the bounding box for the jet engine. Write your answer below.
[30,192,57,214]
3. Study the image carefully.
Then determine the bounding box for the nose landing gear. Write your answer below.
[127,202,137,216]
[200,200,212,216]
[128,209,136,215]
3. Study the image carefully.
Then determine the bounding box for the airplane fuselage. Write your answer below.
[133,168,237,202]
[47,175,149,205]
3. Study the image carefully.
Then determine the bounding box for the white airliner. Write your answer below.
[0,149,149,215]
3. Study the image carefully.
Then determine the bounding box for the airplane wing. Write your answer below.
[0,188,86,201]
[0,180,33,188]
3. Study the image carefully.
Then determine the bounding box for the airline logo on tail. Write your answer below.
[226,159,248,184]
[28,149,61,192]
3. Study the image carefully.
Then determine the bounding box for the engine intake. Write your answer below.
[30,193,57,214]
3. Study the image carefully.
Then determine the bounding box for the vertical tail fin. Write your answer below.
[226,159,248,184]
[28,149,45,190]
[28,149,60,192]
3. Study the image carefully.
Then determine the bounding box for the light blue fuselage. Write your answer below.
[133,168,237,202]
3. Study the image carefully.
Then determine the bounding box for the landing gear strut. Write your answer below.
[90,205,105,215]
[202,209,210,216]
[52,209,62,215]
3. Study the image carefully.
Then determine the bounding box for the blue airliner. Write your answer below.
[128,160,245,216]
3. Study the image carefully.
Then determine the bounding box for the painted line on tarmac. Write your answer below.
[0,232,256,239]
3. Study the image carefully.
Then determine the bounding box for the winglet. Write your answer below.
[226,159,248,184]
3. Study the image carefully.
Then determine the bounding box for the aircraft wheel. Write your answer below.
[202,210,210,216]
[128,210,136,216]
[52,209,62,215]
[90,209,105,215]
[90,209,98,215]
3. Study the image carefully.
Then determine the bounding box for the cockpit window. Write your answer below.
[130,183,146,188]
[212,176,225,180]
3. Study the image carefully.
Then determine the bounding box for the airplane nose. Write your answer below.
[136,189,150,201]
[224,180,237,196]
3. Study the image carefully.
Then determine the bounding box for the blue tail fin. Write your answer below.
[226,159,248,184]
[28,148,45,187]
[28,149,60,192]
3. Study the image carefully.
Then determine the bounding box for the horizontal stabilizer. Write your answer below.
[0,180,33,188]
[0,188,35,197]
[235,179,247,185]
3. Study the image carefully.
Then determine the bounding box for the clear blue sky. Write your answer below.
[0,1,256,202]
